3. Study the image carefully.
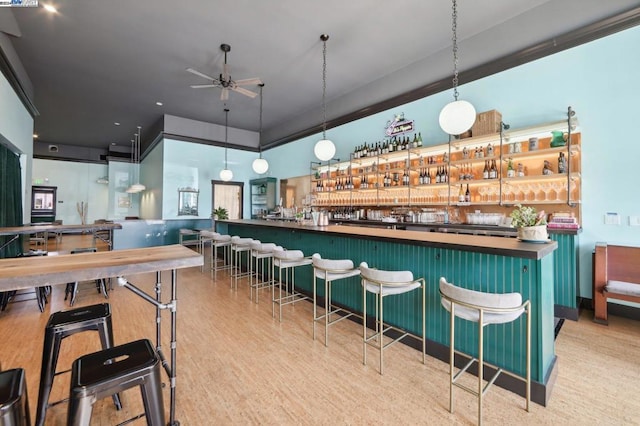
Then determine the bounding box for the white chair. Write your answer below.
[359,262,426,375]
[230,237,254,291]
[439,277,530,426]
[312,254,361,346]
[199,230,218,272]
[249,241,282,303]
[271,248,312,321]
[179,228,199,250]
[211,233,232,281]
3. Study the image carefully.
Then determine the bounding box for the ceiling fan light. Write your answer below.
[252,158,269,174]
[220,168,233,182]
[314,139,336,162]
[439,99,476,135]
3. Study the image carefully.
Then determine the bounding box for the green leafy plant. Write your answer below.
[212,206,228,220]
[510,204,546,228]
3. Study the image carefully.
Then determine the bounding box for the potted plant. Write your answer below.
[510,204,548,242]
[212,206,229,221]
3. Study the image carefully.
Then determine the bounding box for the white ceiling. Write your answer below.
[1,0,638,152]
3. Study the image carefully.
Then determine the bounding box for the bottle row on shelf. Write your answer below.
[353,133,423,159]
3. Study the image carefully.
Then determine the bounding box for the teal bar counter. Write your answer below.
[218,220,558,405]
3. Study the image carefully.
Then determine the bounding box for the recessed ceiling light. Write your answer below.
[156,101,163,106]
[114,122,120,126]
[43,3,57,13]
[33,134,39,139]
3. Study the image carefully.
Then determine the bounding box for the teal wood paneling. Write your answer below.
[228,223,555,383]
[550,233,578,310]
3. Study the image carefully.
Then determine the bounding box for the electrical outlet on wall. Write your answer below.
[604,212,621,225]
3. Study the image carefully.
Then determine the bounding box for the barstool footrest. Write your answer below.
[452,356,505,397]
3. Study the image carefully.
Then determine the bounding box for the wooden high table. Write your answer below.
[0,222,123,253]
[0,244,203,425]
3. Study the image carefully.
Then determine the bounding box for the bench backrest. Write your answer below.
[603,244,640,283]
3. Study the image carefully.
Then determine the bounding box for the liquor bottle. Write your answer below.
[507,158,515,177]
[558,152,567,173]
[483,161,489,179]
[458,185,465,202]
[465,184,471,203]
[417,132,423,147]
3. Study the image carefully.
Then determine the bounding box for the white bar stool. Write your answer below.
[359,262,426,375]
[439,277,531,426]
[312,253,361,346]
[271,248,312,321]
[230,237,254,291]
[199,230,217,272]
[211,233,232,281]
[249,241,282,303]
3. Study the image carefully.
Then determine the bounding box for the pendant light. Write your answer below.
[219,108,233,182]
[252,83,269,174]
[129,126,146,192]
[314,34,336,162]
[439,0,476,136]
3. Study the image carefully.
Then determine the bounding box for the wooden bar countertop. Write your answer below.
[221,219,557,260]
[0,244,203,292]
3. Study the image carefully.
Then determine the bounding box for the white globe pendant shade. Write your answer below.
[314,139,336,162]
[219,168,233,182]
[252,158,269,174]
[439,100,476,135]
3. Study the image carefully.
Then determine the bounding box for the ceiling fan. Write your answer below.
[187,43,262,101]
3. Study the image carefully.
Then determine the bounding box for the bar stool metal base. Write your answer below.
[272,250,312,321]
[67,339,165,426]
[35,303,121,426]
[0,368,30,426]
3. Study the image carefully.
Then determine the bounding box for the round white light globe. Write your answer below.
[219,168,233,182]
[439,100,476,135]
[314,139,336,162]
[252,158,269,174]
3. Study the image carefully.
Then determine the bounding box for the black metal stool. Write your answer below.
[64,248,109,306]
[67,339,165,426]
[0,368,31,426]
[35,303,121,426]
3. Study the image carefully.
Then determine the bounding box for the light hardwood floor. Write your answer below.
[1,235,639,425]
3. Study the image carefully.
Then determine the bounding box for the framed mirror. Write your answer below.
[178,187,199,216]
[31,185,57,222]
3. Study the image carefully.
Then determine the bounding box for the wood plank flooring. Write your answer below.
[0,235,639,425]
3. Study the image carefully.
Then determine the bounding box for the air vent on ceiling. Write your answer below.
[48,145,59,153]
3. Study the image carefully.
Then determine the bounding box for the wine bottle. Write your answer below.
[458,185,465,202]
[426,168,431,185]
[435,167,441,184]
[412,133,418,149]
[465,184,471,203]
[417,132,423,147]
[558,152,567,173]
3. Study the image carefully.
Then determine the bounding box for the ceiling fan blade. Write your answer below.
[190,84,219,89]
[234,77,262,86]
[186,67,217,81]
[220,88,229,101]
[232,86,258,98]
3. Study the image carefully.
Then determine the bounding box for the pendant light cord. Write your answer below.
[259,84,264,159]
[224,108,229,168]
[451,0,459,101]
[321,34,329,140]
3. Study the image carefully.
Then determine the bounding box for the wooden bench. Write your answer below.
[593,242,640,324]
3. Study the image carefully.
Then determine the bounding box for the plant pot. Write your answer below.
[517,225,548,242]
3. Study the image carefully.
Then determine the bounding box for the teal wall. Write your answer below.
[32,159,109,224]
[263,25,640,300]
[160,138,265,219]
[140,141,163,219]
[0,68,34,223]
